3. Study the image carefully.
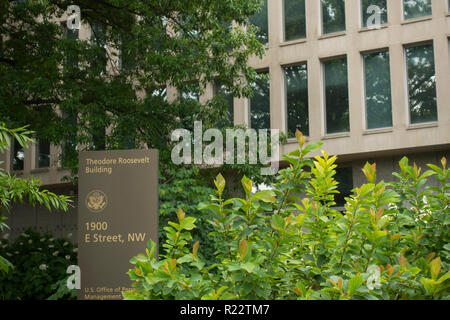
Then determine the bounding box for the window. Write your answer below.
[285,64,309,137]
[181,89,200,102]
[363,50,392,129]
[12,139,24,171]
[119,136,135,150]
[120,36,136,71]
[323,57,349,134]
[63,24,79,73]
[91,22,107,75]
[321,0,346,34]
[334,166,353,207]
[250,71,270,130]
[61,111,78,168]
[148,87,167,102]
[361,0,388,28]
[214,80,234,126]
[91,117,106,151]
[36,140,50,168]
[249,0,269,44]
[403,0,432,20]
[406,43,437,124]
[284,0,306,41]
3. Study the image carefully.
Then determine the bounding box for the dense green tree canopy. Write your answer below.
[0,0,265,172]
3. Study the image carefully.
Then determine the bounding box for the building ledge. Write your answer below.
[31,168,50,174]
[358,24,389,33]
[318,31,346,40]
[10,170,24,176]
[321,132,350,140]
[57,167,72,172]
[280,38,307,47]
[401,16,432,25]
[363,127,393,135]
[406,122,438,130]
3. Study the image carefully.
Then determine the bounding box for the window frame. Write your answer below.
[402,0,433,21]
[35,140,51,169]
[249,69,271,130]
[403,41,438,126]
[10,138,25,172]
[213,80,235,126]
[282,0,307,42]
[321,55,350,136]
[362,48,393,131]
[360,0,389,29]
[248,0,269,46]
[283,62,309,138]
[320,0,347,36]
[332,164,354,211]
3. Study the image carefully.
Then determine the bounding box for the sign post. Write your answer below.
[77,149,158,300]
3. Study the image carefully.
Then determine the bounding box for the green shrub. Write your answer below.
[0,228,77,300]
[124,131,449,300]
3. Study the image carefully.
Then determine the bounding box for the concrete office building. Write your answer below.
[1,0,449,238]
[218,0,450,204]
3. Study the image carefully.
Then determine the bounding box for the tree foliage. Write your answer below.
[0,0,265,172]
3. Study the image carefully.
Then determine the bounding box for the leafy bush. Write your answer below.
[0,228,77,300]
[124,131,449,300]
[159,166,221,265]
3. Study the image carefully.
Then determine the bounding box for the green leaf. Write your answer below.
[180,217,196,230]
[429,257,441,280]
[252,190,276,203]
[348,275,364,295]
[214,173,226,195]
[241,262,257,273]
[239,239,248,260]
[0,255,14,273]
[241,176,252,198]
[302,142,323,156]
[271,214,284,230]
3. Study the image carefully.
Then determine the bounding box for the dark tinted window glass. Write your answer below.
[12,139,24,171]
[214,80,234,126]
[250,71,270,130]
[322,0,346,34]
[334,167,353,207]
[284,0,306,41]
[364,50,392,129]
[324,57,349,134]
[62,111,77,168]
[285,64,309,137]
[406,44,437,124]
[249,0,269,44]
[63,26,79,73]
[361,0,388,28]
[91,22,107,74]
[403,0,432,20]
[37,141,50,168]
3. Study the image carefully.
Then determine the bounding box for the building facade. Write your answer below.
[1,0,449,239]
[231,0,450,202]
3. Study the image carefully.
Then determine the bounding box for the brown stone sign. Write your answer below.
[77,149,158,300]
